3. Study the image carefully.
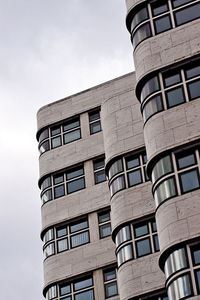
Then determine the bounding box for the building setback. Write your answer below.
[36,1,200,299]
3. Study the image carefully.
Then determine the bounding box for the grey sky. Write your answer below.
[0,1,133,299]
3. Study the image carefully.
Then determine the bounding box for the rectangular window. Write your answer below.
[66,165,85,194]
[63,117,81,144]
[166,86,185,108]
[103,267,118,298]
[174,3,200,26]
[93,157,106,184]
[98,210,111,238]
[179,169,200,193]
[89,108,101,134]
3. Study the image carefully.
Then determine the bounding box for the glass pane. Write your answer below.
[95,170,106,184]
[154,177,176,207]
[70,219,88,233]
[140,76,159,103]
[66,166,84,180]
[41,176,51,191]
[75,289,94,300]
[67,178,85,194]
[154,15,171,34]
[93,158,104,170]
[71,231,89,248]
[135,223,148,237]
[164,72,181,87]
[117,244,133,267]
[126,155,140,169]
[152,3,168,16]
[100,224,111,238]
[128,169,142,187]
[51,126,60,136]
[104,269,116,281]
[180,169,199,193]
[63,118,80,131]
[64,129,80,144]
[166,87,185,108]
[177,152,195,169]
[143,153,147,164]
[188,79,200,100]
[98,211,110,223]
[196,270,200,292]
[52,136,61,148]
[168,274,191,299]
[152,155,172,183]
[48,285,57,299]
[57,238,68,252]
[191,244,200,265]
[41,189,52,204]
[57,227,67,238]
[39,129,49,142]
[131,7,148,32]
[89,110,100,122]
[90,121,101,134]
[40,140,50,154]
[53,174,64,185]
[172,0,193,8]
[142,94,163,122]
[60,284,71,296]
[185,64,200,79]
[110,175,125,197]
[136,238,151,257]
[164,248,188,279]
[132,22,151,50]
[74,278,93,291]
[115,226,131,247]
[153,235,160,252]
[44,242,55,258]
[108,159,123,180]
[44,228,54,243]
[152,221,157,232]
[54,184,65,198]
[175,3,200,26]
[105,282,118,298]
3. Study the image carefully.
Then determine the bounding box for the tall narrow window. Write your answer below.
[93,157,106,184]
[89,108,101,134]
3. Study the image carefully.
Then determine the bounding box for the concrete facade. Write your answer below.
[37,1,200,299]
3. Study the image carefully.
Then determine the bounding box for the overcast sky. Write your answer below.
[0,1,133,299]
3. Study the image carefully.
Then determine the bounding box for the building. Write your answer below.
[36,1,200,299]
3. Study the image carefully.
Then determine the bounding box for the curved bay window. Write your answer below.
[163,242,200,299]
[38,116,81,155]
[139,59,200,123]
[43,217,89,259]
[115,218,159,268]
[46,275,94,300]
[151,147,200,208]
[108,150,148,198]
[40,164,85,205]
[128,0,200,51]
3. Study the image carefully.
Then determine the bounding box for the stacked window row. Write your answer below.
[43,210,111,259]
[151,147,200,208]
[164,242,200,299]
[108,151,149,198]
[138,60,200,123]
[114,218,159,268]
[38,108,101,155]
[43,218,90,259]
[40,157,106,205]
[46,267,118,300]
[129,0,200,50]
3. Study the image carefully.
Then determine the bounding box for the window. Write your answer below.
[139,57,200,124]
[43,217,89,258]
[46,275,94,300]
[163,242,200,299]
[89,108,101,134]
[103,267,118,298]
[93,157,106,184]
[40,164,85,205]
[152,147,200,208]
[98,210,111,238]
[115,218,159,267]
[108,150,149,198]
[128,0,200,51]
[38,116,81,154]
